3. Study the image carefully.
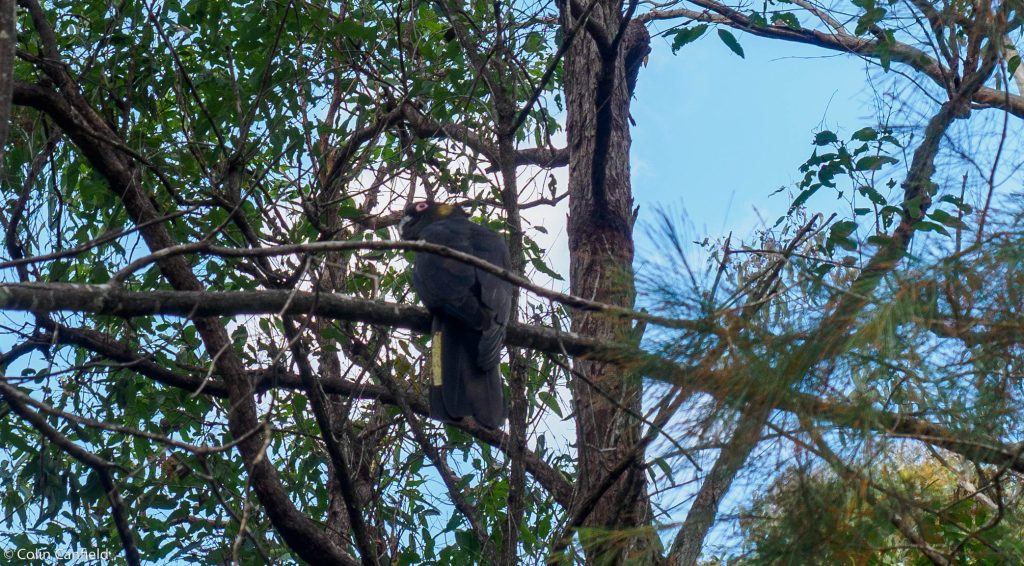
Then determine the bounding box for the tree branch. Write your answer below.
[666,36,1000,562]
[8,283,1024,486]
[100,239,707,334]
[37,320,578,507]
[399,102,567,168]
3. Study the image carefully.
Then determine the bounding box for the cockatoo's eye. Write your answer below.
[415,202,429,212]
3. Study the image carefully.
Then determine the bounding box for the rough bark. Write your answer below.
[0,0,15,164]
[561,3,654,562]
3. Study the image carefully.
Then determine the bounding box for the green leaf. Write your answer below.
[717,29,745,58]
[813,130,838,146]
[772,12,801,30]
[928,208,968,230]
[335,20,377,41]
[914,220,949,236]
[668,25,708,53]
[746,11,768,28]
[654,457,675,482]
[903,195,924,219]
[455,529,481,554]
[880,205,903,228]
[855,155,898,171]
[851,127,878,141]
[524,31,544,54]
[538,391,563,417]
[812,263,835,277]
[817,162,842,187]
[444,512,463,533]
[853,0,887,36]
[1009,55,1021,76]
[789,184,821,212]
[531,257,564,281]
[338,201,361,219]
[858,185,887,206]
[826,220,859,253]
[874,29,895,70]
[938,194,973,214]
[831,220,857,239]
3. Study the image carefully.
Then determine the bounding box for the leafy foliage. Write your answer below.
[738,449,1024,564]
[1,0,1023,564]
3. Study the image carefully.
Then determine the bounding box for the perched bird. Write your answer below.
[400,202,512,429]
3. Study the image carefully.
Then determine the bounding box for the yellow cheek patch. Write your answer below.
[436,204,453,217]
[431,331,443,386]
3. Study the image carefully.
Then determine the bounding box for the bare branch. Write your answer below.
[102,239,709,334]
[399,102,568,169]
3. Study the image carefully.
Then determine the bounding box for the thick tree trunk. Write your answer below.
[561,3,654,563]
[0,0,15,164]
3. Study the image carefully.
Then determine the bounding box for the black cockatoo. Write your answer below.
[400,202,513,429]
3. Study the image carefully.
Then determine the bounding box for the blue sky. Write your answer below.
[632,28,872,250]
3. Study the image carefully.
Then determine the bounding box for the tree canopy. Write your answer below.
[0,0,1022,564]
